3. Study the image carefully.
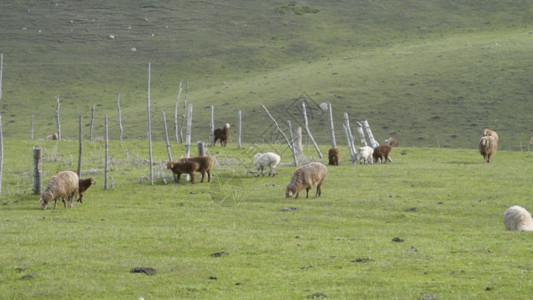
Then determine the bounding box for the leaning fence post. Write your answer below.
[147,63,153,185]
[328,103,336,148]
[302,102,323,158]
[77,115,83,177]
[162,111,173,161]
[33,146,42,194]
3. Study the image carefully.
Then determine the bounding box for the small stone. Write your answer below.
[211,251,228,257]
[392,237,404,242]
[131,267,156,275]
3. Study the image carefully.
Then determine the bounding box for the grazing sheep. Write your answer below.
[479,136,497,163]
[285,161,327,199]
[357,146,374,165]
[384,136,400,147]
[178,156,215,182]
[167,160,200,184]
[214,123,230,147]
[40,170,79,210]
[504,205,533,231]
[373,144,393,164]
[46,133,58,140]
[77,177,96,203]
[253,152,281,176]
[328,148,339,165]
[483,128,499,142]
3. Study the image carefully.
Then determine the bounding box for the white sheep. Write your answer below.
[40,170,80,210]
[357,146,374,165]
[285,161,327,199]
[503,205,533,231]
[253,152,281,176]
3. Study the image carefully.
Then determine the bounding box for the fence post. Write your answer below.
[105,115,109,189]
[30,115,34,140]
[117,93,123,141]
[90,104,95,141]
[77,115,83,177]
[210,106,215,145]
[33,146,42,194]
[162,111,173,161]
[197,141,206,156]
[238,110,242,149]
[147,63,153,185]
[55,95,61,140]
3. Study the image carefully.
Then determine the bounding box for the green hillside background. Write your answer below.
[1,0,532,149]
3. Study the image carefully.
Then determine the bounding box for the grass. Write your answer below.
[0,138,532,298]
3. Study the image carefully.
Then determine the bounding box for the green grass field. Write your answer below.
[0,138,532,299]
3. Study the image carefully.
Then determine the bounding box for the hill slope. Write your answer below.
[0,1,532,149]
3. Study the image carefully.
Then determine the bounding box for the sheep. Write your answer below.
[39,170,79,210]
[177,156,215,182]
[373,144,393,164]
[253,152,281,176]
[357,146,374,165]
[214,123,230,147]
[384,136,400,147]
[46,133,58,140]
[328,148,339,165]
[483,128,499,143]
[503,205,533,231]
[77,177,96,203]
[285,161,327,199]
[479,135,497,163]
[167,160,200,184]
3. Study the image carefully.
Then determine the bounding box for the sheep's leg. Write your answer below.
[207,170,211,182]
[176,172,181,183]
[190,172,195,184]
[294,192,300,199]
[316,185,322,198]
[53,199,57,209]
[306,188,310,199]
[383,155,388,164]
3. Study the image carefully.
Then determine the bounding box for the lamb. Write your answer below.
[503,205,533,231]
[357,146,374,165]
[479,135,497,163]
[483,128,499,143]
[253,152,281,176]
[214,123,230,147]
[328,148,339,165]
[373,144,393,164]
[39,170,80,210]
[177,155,215,182]
[285,161,327,199]
[77,177,96,203]
[384,136,400,147]
[46,133,58,140]
[167,160,200,184]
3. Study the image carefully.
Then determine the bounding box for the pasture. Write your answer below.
[0,138,532,299]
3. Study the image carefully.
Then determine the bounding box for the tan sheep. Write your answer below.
[479,136,497,163]
[504,206,533,231]
[483,128,499,143]
[285,161,327,199]
[40,170,80,210]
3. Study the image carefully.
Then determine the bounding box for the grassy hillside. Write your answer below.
[0,138,532,298]
[0,1,532,149]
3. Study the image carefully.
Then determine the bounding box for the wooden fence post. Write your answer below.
[105,115,109,189]
[238,110,242,149]
[33,146,42,194]
[174,80,183,143]
[210,106,215,145]
[0,53,3,101]
[184,104,193,181]
[77,115,82,177]
[90,104,95,141]
[355,122,367,147]
[56,95,61,140]
[197,141,206,156]
[0,114,3,197]
[117,93,123,141]
[162,111,173,161]
[179,82,188,143]
[287,120,299,166]
[147,63,153,185]
[302,102,323,158]
[362,120,380,148]
[328,103,336,148]
[30,115,34,140]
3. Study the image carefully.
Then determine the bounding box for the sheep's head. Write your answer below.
[285,186,295,198]
[39,192,53,210]
[166,161,175,169]
[224,123,231,129]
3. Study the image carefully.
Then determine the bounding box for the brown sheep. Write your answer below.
[40,170,79,210]
[384,136,400,147]
[328,148,339,165]
[178,156,215,182]
[77,177,96,203]
[46,133,58,140]
[167,161,200,184]
[373,144,392,164]
[479,135,497,163]
[286,161,327,199]
[214,123,230,147]
[483,128,499,143]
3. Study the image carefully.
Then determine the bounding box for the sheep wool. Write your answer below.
[253,152,281,176]
[286,161,327,199]
[504,206,533,231]
[40,170,80,210]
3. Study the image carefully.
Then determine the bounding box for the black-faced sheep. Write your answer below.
[46,133,58,140]
[483,128,499,143]
[479,135,497,163]
[178,156,215,182]
[214,123,230,147]
[285,161,327,199]
[384,136,400,147]
[77,177,96,203]
[357,146,374,165]
[253,152,281,176]
[167,160,200,184]
[40,170,79,210]
[504,205,533,231]
[373,144,392,164]
[328,148,339,165]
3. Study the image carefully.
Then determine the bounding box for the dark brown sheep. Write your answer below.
[167,161,200,184]
[479,135,497,163]
[328,148,339,165]
[214,123,230,147]
[373,144,392,164]
[77,177,96,203]
[178,156,215,182]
